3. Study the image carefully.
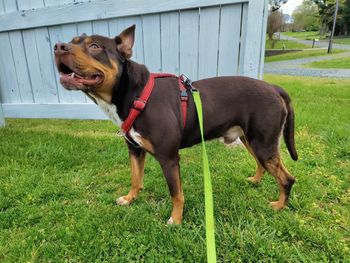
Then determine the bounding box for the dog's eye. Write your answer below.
[89,43,101,49]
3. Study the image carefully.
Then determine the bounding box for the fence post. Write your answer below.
[0,103,5,127]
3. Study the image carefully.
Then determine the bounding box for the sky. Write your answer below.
[280,0,304,15]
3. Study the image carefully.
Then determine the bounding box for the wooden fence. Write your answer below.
[0,0,268,125]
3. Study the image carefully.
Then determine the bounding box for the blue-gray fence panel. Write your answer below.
[0,0,268,122]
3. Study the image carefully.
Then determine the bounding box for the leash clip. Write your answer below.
[117,130,141,148]
[180,74,197,92]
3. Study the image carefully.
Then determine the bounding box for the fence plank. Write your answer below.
[217,4,242,76]
[259,0,269,79]
[0,0,247,32]
[92,20,110,36]
[238,3,248,75]
[179,9,199,80]
[22,30,46,103]
[18,0,49,103]
[35,27,59,103]
[108,17,126,37]
[9,31,34,102]
[77,21,93,36]
[161,12,179,74]
[198,6,220,79]
[0,34,21,103]
[240,0,265,77]
[0,1,21,103]
[5,1,28,103]
[124,16,144,64]
[142,14,162,72]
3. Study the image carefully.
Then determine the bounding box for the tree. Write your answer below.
[292,0,320,31]
[267,10,283,40]
[313,0,347,35]
[270,0,288,11]
[267,0,288,48]
[343,0,350,34]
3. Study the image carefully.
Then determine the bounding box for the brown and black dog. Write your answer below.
[54,25,297,225]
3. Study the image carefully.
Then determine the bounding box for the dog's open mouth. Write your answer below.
[58,62,103,90]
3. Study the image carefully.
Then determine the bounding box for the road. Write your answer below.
[264,34,350,78]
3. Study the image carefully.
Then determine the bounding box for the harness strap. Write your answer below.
[121,73,188,135]
[178,78,188,128]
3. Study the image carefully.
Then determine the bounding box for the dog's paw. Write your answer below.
[167,217,174,225]
[247,176,261,184]
[116,196,131,206]
[270,201,285,211]
[166,217,182,225]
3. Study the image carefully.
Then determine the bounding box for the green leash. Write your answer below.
[191,89,217,263]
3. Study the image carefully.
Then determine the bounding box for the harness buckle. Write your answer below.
[180,90,188,101]
[180,74,197,92]
[133,98,147,111]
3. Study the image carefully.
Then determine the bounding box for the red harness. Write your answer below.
[121,73,188,135]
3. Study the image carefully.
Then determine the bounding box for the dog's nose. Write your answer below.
[54,42,71,55]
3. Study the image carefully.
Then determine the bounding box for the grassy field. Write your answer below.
[306,56,350,69]
[265,39,309,49]
[282,31,350,46]
[1,75,350,262]
[283,31,323,40]
[333,38,350,45]
[265,49,345,63]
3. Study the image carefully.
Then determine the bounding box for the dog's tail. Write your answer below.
[274,86,298,161]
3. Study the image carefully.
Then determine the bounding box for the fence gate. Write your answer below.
[0,0,268,124]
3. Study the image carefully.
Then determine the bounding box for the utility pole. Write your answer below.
[328,0,339,53]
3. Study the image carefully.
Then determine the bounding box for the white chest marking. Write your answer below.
[128,127,144,147]
[88,92,123,127]
[88,93,144,148]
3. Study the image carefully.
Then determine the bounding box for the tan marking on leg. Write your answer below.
[168,170,184,225]
[140,137,154,154]
[117,151,146,206]
[240,136,265,183]
[264,157,295,210]
[161,161,184,225]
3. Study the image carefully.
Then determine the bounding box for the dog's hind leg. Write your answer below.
[117,148,146,206]
[263,157,295,210]
[240,136,265,183]
[158,155,184,225]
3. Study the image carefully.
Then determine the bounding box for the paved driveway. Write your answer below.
[264,35,350,78]
[279,34,350,50]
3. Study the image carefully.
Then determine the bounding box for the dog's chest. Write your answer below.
[87,92,122,126]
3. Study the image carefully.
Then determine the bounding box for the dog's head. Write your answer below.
[54,25,135,100]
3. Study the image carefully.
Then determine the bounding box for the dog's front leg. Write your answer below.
[117,147,146,206]
[159,155,184,225]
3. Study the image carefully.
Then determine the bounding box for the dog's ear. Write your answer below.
[115,24,135,60]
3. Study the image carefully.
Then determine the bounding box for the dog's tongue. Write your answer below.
[80,75,102,85]
[60,72,101,87]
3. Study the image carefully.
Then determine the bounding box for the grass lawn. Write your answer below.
[265,49,346,63]
[283,31,324,40]
[1,75,350,262]
[265,39,309,49]
[306,56,350,69]
[333,37,350,45]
